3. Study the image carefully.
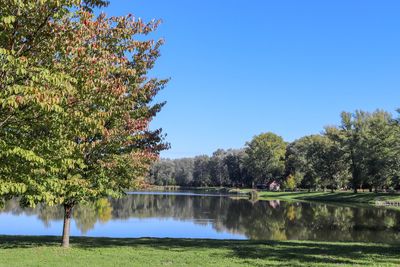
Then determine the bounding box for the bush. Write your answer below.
[248,190,259,200]
[284,174,296,191]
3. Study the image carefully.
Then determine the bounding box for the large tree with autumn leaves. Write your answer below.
[0,0,168,247]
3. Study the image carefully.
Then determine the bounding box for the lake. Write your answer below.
[1,192,399,243]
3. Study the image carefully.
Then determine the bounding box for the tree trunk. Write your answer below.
[354,187,358,194]
[62,204,73,248]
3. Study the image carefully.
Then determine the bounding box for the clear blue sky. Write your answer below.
[103,0,400,158]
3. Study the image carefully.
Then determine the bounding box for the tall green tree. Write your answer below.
[285,136,321,191]
[209,149,229,186]
[326,110,400,193]
[1,1,168,247]
[224,149,247,187]
[149,160,176,186]
[326,111,370,193]
[308,134,350,192]
[285,139,307,188]
[392,110,400,190]
[193,155,211,187]
[174,158,194,186]
[362,111,399,192]
[244,132,286,187]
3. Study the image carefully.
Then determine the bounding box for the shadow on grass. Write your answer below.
[300,192,400,203]
[260,191,400,204]
[1,236,399,266]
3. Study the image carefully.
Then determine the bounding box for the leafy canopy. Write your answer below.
[245,132,286,184]
[0,0,168,207]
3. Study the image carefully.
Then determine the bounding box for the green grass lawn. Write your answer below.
[0,236,399,267]
[256,191,400,205]
[145,186,400,207]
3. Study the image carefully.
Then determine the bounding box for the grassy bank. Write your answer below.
[198,188,400,206]
[0,236,399,267]
[138,186,400,207]
[256,191,400,205]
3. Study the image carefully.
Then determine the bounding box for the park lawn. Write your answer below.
[256,191,400,205]
[0,236,399,267]
[146,187,400,206]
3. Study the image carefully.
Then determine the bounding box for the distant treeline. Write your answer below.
[147,109,400,193]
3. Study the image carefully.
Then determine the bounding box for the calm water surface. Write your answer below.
[1,192,399,243]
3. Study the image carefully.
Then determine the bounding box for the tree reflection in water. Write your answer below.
[1,193,400,243]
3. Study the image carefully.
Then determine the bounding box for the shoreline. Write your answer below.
[142,186,400,207]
